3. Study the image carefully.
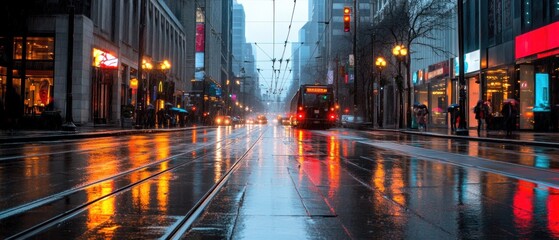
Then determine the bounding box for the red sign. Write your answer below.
[515,21,559,59]
[196,23,205,52]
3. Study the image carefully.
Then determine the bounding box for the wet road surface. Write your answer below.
[1,125,558,239]
[185,126,559,239]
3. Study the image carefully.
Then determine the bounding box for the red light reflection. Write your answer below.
[548,187,559,238]
[513,180,535,233]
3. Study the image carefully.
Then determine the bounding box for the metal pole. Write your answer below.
[135,0,146,128]
[398,60,403,128]
[406,55,411,129]
[62,0,76,131]
[352,0,358,117]
[456,0,469,136]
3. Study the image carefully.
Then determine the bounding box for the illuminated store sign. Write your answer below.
[515,21,559,59]
[454,50,480,76]
[93,48,118,68]
[427,61,449,80]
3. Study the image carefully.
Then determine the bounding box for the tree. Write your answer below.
[373,0,455,128]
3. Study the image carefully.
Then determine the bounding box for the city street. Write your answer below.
[1,125,558,239]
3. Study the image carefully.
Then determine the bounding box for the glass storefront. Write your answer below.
[485,68,514,118]
[12,37,55,116]
[429,78,447,126]
[24,77,53,115]
[468,75,481,128]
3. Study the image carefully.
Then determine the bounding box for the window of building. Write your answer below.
[13,37,54,60]
[553,0,559,19]
[485,69,513,117]
[522,0,532,31]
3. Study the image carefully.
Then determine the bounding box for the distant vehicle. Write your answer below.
[341,115,354,128]
[279,117,291,126]
[290,84,336,129]
[215,116,232,126]
[256,115,268,124]
[232,116,243,124]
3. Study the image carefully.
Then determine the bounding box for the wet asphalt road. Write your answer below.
[1,125,559,239]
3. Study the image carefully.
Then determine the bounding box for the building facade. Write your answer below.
[0,0,190,128]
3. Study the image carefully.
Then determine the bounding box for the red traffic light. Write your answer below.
[343,7,351,32]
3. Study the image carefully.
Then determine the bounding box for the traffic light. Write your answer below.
[343,7,351,32]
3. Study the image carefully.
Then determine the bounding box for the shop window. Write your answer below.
[534,73,550,112]
[13,37,54,60]
[24,77,53,115]
[486,69,513,117]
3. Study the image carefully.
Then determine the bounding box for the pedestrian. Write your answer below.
[416,105,429,131]
[502,100,517,136]
[474,100,489,135]
[448,106,458,132]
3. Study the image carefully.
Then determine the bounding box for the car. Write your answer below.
[215,116,232,126]
[279,116,291,126]
[341,115,354,128]
[256,115,268,124]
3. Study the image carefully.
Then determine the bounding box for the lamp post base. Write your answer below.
[61,122,76,132]
[455,128,469,136]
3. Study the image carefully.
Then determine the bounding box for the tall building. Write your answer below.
[190,0,232,118]
[232,1,246,78]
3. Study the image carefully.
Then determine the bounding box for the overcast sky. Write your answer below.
[236,0,309,99]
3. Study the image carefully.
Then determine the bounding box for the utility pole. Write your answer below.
[62,0,76,131]
[456,0,468,136]
[352,0,358,118]
[135,0,146,129]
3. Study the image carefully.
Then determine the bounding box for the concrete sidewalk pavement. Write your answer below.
[371,126,559,148]
[0,125,209,143]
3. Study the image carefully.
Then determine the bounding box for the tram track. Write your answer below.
[163,127,267,240]
[1,126,265,239]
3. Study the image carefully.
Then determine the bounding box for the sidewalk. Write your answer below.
[2,124,559,148]
[0,125,207,143]
[371,126,559,148]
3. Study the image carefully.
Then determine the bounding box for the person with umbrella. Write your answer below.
[447,104,460,132]
[415,104,429,131]
[474,100,489,135]
[502,99,518,136]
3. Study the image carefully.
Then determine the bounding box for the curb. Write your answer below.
[367,128,559,148]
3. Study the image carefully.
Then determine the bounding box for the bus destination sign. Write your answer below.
[305,87,328,94]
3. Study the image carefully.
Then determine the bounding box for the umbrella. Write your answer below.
[165,102,173,107]
[170,107,188,113]
[447,104,460,112]
[147,104,155,109]
[432,107,443,113]
[503,99,518,104]
[417,104,427,109]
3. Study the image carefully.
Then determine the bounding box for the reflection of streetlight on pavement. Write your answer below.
[392,44,408,129]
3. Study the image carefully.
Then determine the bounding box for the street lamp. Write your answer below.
[141,59,153,106]
[375,57,386,128]
[392,44,407,129]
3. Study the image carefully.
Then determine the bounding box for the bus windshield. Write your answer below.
[303,93,330,108]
